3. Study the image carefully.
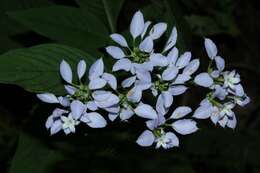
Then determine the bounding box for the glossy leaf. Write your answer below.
[0,44,95,95]
[8,6,109,55]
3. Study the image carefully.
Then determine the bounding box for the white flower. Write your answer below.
[223,70,240,89]
[45,108,68,135]
[155,131,179,149]
[61,114,79,135]
[135,103,197,149]
[107,11,175,82]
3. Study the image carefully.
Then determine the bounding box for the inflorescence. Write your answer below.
[37,10,250,149]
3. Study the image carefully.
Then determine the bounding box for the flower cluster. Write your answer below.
[37,59,119,135]
[37,10,250,149]
[192,39,250,128]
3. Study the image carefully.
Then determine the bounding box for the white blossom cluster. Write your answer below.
[37,10,250,149]
[192,39,250,128]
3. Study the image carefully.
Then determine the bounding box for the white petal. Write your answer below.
[106,46,125,59]
[169,86,188,96]
[164,27,177,52]
[210,113,220,125]
[139,36,153,52]
[112,58,132,71]
[133,61,154,72]
[149,22,167,40]
[183,59,200,75]
[130,10,144,39]
[45,116,54,129]
[86,101,98,111]
[104,105,120,114]
[165,132,179,147]
[136,70,151,82]
[37,93,59,103]
[162,91,173,108]
[77,60,86,80]
[200,98,212,106]
[146,114,165,130]
[121,76,136,88]
[64,85,77,95]
[88,58,104,80]
[234,84,245,97]
[95,93,119,108]
[204,38,218,59]
[176,52,191,69]
[120,108,134,121]
[218,116,228,128]
[134,104,157,119]
[211,70,220,78]
[135,80,151,90]
[150,53,168,67]
[156,94,167,115]
[92,90,111,102]
[88,78,107,90]
[174,74,191,84]
[227,116,237,129]
[52,108,68,117]
[50,120,62,135]
[110,33,128,47]
[60,60,72,83]
[136,130,155,147]
[162,66,179,81]
[141,21,152,38]
[193,105,212,119]
[172,119,198,135]
[215,56,225,71]
[108,113,119,121]
[214,85,227,100]
[102,73,117,90]
[127,86,142,103]
[166,47,178,65]
[194,73,213,87]
[70,100,85,119]
[170,106,192,119]
[58,96,70,107]
[84,112,107,128]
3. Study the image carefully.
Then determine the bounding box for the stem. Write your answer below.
[207,59,213,73]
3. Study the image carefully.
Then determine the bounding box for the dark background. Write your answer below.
[0,0,259,173]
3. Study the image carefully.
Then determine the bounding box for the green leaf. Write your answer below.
[75,0,125,33]
[0,0,52,53]
[0,44,95,95]
[9,133,64,173]
[7,5,109,55]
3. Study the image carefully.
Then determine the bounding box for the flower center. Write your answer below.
[154,80,169,92]
[71,85,91,103]
[131,47,149,63]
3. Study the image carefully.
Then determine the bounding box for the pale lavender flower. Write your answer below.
[136,104,197,149]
